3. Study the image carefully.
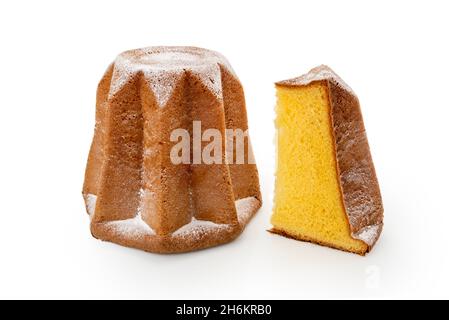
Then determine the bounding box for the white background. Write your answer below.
[0,0,448,299]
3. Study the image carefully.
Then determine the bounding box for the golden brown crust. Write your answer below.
[82,64,113,201]
[220,66,262,202]
[273,65,383,253]
[327,79,383,250]
[83,47,262,253]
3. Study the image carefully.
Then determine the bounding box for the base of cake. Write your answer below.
[268,228,373,256]
[86,196,261,254]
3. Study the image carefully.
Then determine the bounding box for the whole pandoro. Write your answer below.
[83,46,261,253]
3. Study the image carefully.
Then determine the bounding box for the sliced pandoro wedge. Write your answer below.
[270,65,383,255]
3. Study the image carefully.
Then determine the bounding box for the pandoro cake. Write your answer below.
[83,46,261,253]
[270,65,383,255]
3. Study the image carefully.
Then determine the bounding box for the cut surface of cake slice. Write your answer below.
[270,65,383,255]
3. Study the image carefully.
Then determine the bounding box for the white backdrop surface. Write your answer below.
[0,0,448,299]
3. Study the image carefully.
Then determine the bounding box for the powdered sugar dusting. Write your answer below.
[86,195,259,240]
[108,57,138,99]
[353,224,382,246]
[106,46,236,105]
[106,212,156,237]
[276,65,355,95]
[85,193,97,219]
[135,50,202,68]
[189,63,223,101]
[172,217,231,237]
[236,197,259,225]
[143,69,184,107]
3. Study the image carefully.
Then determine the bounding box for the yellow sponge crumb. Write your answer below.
[271,82,367,253]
